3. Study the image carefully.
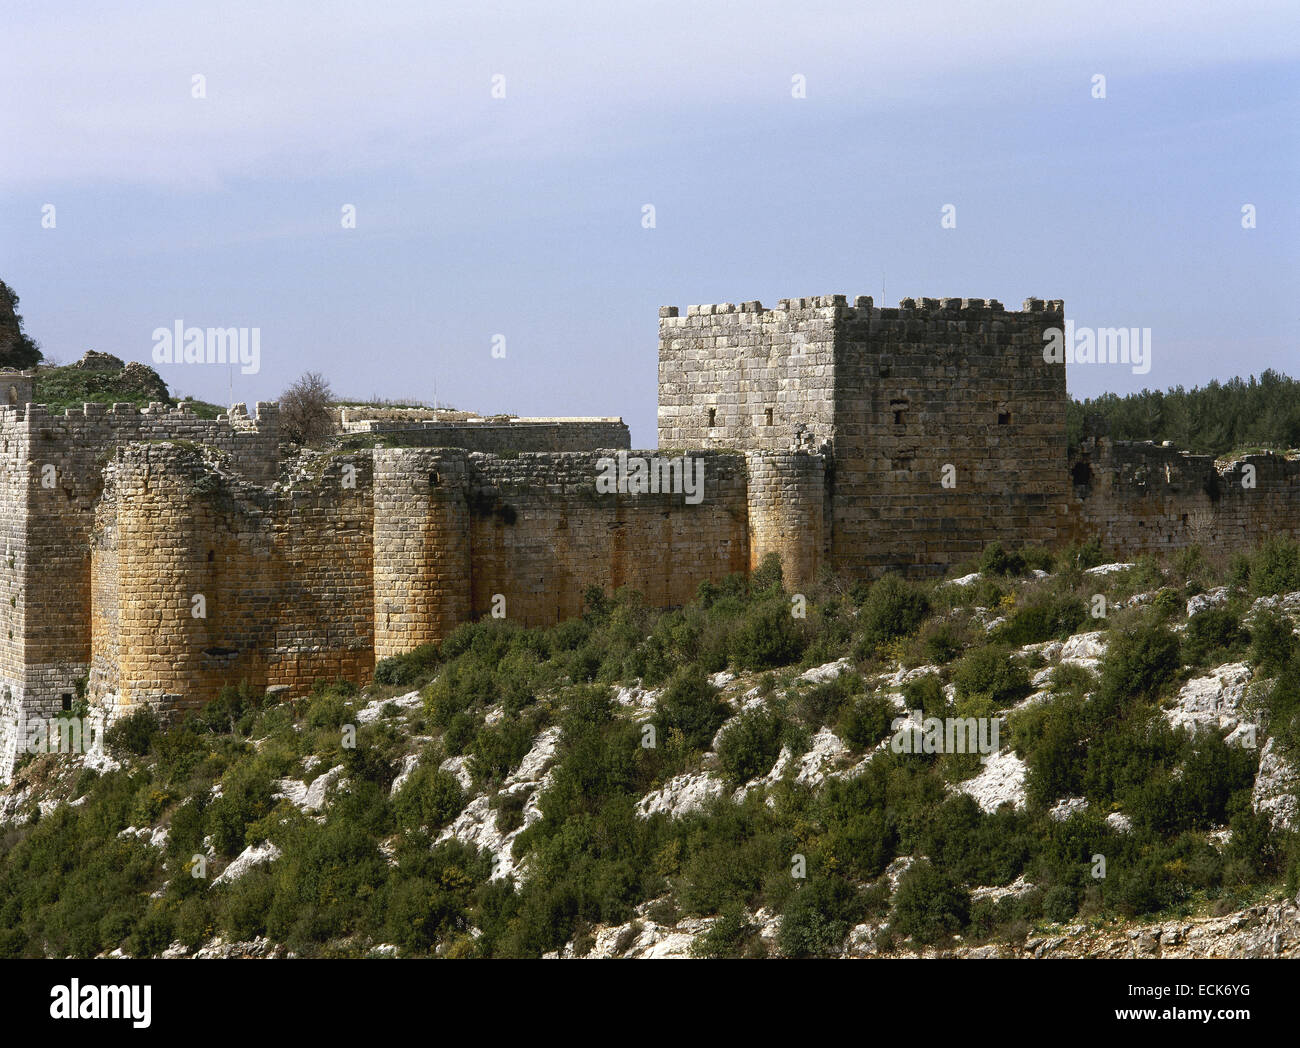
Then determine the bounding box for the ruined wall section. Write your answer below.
[657,300,838,453]
[343,417,630,453]
[831,297,1070,578]
[1069,439,1300,557]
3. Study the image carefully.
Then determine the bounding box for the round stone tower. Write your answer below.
[373,448,472,658]
[109,444,218,717]
[745,450,825,592]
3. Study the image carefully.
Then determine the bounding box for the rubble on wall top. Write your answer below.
[3,399,279,422]
[660,295,1064,318]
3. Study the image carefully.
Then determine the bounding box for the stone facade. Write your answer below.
[1,291,1298,779]
[659,295,1070,577]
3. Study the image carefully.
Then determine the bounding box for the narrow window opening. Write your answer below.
[893,411,905,425]
[61,693,72,712]
[764,408,773,426]
[207,549,215,562]
[707,408,717,428]
[998,412,1011,426]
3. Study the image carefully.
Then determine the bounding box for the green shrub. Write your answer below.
[1056,537,1104,572]
[776,875,861,958]
[730,597,807,670]
[653,667,728,752]
[1096,622,1181,712]
[858,575,930,648]
[1182,608,1249,667]
[1251,610,1298,675]
[716,709,783,786]
[952,646,1029,708]
[837,694,894,751]
[978,542,1024,577]
[890,860,970,945]
[1249,538,1300,597]
[995,595,1087,646]
[689,902,757,958]
[373,642,441,687]
[921,622,964,664]
[393,765,468,832]
[470,717,540,785]
[104,708,159,758]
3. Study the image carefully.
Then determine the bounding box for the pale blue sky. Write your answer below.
[1,0,1297,446]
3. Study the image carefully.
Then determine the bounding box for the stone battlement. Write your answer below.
[659,295,1064,318]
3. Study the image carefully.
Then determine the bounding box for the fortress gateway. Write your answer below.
[2,294,1298,777]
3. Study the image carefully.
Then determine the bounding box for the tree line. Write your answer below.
[1068,370,1300,457]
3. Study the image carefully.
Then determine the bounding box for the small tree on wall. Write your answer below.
[0,280,44,369]
[280,371,334,445]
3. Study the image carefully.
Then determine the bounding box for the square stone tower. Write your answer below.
[658,294,1071,578]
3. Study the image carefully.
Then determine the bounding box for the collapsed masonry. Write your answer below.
[0,294,1297,778]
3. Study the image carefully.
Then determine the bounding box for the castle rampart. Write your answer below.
[1069,438,1300,558]
[3,291,1299,780]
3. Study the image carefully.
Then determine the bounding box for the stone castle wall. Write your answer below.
[1068,439,1300,558]
[343,417,630,454]
[0,401,279,771]
[4,292,1300,779]
[88,444,756,714]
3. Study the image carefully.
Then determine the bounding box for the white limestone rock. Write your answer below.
[355,689,423,725]
[637,771,727,819]
[798,658,852,685]
[389,753,421,797]
[1252,737,1300,832]
[213,841,282,885]
[954,749,1027,813]
[972,874,1037,903]
[1164,662,1254,737]
[1106,811,1133,834]
[274,764,345,812]
[435,727,560,881]
[1059,631,1107,664]
[1187,587,1229,618]
[1084,562,1135,576]
[439,754,473,791]
[1049,796,1089,821]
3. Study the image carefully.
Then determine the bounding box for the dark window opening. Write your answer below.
[708,408,717,428]
[1071,461,1092,489]
[207,549,215,562]
[889,398,910,426]
[60,693,72,712]
[998,412,1011,426]
[429,470,441,487]
[893,411,905,425]
[764,408,773,426]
